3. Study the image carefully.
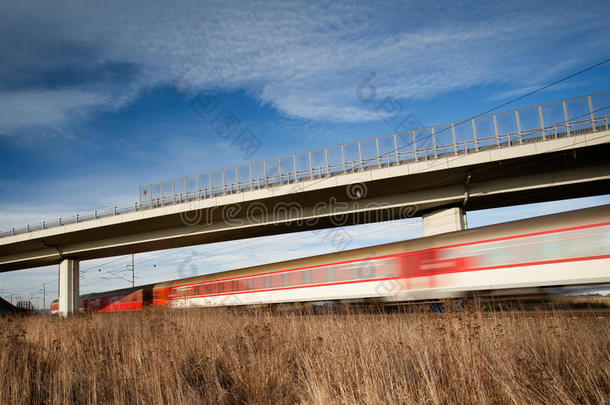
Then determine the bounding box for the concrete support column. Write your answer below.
[423,207,467,237]
[58,259,79,316]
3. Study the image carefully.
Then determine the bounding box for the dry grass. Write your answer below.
[1,304,608,404]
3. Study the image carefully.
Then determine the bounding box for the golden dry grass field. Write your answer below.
[1,304,609,404]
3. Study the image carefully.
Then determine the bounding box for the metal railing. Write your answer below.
[2,91,609,239]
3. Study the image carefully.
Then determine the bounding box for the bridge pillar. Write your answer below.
[58,259,79,316]
[423,207,467,237]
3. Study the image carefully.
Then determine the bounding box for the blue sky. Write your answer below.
[1,0,610,307]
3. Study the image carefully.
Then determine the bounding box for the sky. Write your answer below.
[1,0,610,308]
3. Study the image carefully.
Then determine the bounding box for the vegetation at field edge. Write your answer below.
[1,305,608,404]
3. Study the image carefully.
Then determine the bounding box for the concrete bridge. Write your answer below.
[1,91,609,315]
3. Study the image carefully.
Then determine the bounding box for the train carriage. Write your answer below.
[51,205,610,313]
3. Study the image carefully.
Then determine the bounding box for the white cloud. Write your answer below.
[0,89,102,133]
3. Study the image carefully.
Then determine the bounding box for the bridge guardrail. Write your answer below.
[1,92,609,239]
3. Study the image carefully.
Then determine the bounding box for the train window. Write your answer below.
[223,281,233,293]
[514,242,540,264]
[209,282,218,294]
[236,280,246,291]
[253,276,265,290]
[248,278,254,290]
[384,259,398,277]
[270,274,283,288]
[232,280,238,291]
[335,264,353,282]
[264,276,271,289]
[290,271,304,286]
[311,267,326,284]
[481,247,509,267]
[267,274,278,288]
[283,273,290,286]
[541,241,562,262]
[354,261,376,280]
[560,231,604,259]
[303,270,312,284]
[326,266,335,282]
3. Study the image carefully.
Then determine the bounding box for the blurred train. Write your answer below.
[50,204,610,314]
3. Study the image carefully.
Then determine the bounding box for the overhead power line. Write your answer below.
[381,58,610,161]
[474,58,610,118]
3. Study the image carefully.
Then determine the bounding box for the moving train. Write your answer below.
[50,204,610,314]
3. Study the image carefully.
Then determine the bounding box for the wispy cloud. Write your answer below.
[488,80,588,102]
[0,88,106,135]
[1,0,609,133]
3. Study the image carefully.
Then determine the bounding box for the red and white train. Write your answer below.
[50,205,610,314]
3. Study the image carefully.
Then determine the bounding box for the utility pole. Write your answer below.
[123,254,136,288]
[131,254,135,288]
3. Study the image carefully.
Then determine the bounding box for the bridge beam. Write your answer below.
[423,207,467,237]
[58,259,79,316]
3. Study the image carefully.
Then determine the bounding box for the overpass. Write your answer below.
[1,91,609,315]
